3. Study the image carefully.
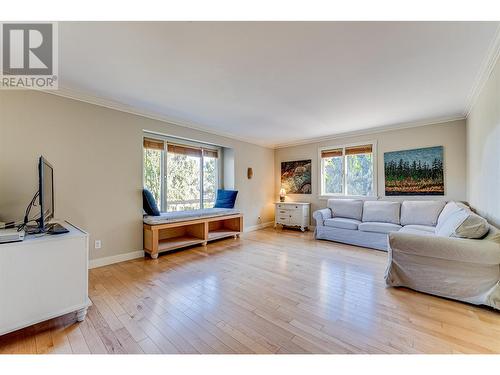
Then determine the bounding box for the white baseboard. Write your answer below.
[89,222,274,269]
[89,250,145,269]
[244,221,274,232]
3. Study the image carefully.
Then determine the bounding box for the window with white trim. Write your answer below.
[143,135,220,212]
[320,143,375,197]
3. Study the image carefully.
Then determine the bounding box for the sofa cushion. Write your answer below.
[327,199,363,221]
[403,224,435,233]
[358,222,402,234]
[400,200,446,226]
[398,227,436,236]
[362,201,400,224]
[324,217,361,230]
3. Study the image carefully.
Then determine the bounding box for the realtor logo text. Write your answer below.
[0,22,58,89]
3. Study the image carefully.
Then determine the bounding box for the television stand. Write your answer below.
[0,220,89,336]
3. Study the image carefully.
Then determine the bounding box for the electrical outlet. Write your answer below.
[95,240,102,249]
[257,216,262,224]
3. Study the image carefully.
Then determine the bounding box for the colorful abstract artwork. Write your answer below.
[384,146,444,196]
[281,160,312,194]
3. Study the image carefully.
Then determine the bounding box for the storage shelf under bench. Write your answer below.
[143,213,243,258]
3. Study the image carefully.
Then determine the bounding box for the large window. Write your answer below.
[320,143,375,197]
[143,136,220,212]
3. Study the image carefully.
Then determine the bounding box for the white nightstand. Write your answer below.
[274,202,311,231]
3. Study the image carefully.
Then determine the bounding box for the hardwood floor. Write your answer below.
[2,227,500,354]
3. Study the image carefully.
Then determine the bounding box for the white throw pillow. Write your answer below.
[435,209,469,237]
[436,201,468,232]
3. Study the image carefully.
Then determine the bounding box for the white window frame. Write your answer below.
[142,132,222,211]
[318,140,377,199]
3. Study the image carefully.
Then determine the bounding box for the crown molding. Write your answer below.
[42,86,275,149]
[42,87,465,151]
[463,23,500,118]
[273,115,465,149]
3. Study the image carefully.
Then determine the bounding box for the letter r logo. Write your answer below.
[2,23,53,75]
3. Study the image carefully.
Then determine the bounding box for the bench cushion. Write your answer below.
[144,208,240,225]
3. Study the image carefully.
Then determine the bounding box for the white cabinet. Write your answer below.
[274,202,311,231]
[0,220,89,336]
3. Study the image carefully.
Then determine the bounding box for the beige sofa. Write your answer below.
[313,199,500,310]
[386,221,500,310]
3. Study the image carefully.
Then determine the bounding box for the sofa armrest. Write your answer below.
[389,232,500,265]
[312,208,332,226]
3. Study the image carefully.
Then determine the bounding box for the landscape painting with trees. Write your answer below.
[384,146,444,196]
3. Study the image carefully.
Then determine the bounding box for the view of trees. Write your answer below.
[143,149,217,212]
[346,153,373,196]
[324,156,343,194]
[143,149,162,208]
[385,158,444,195]
[166,153,201,211]
[323,153,373,195]
[202,156,217,208]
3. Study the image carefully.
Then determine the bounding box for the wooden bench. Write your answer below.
[143,213,243,258]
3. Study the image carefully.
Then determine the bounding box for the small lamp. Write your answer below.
[279,188,286,202]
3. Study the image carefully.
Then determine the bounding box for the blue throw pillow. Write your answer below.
[143,188,160,216]
[214,189,238,208]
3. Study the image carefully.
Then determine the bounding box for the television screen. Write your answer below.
[38,156,54,231]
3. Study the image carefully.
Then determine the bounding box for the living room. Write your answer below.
[1,1,500,373]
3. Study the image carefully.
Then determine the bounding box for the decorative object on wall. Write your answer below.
[281,159,312,194]
[384,146,444,196]
[247,167,253,179]
[279,187,286,202]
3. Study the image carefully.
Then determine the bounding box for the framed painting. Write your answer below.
[384,146,444,196]
[281,160,312,194]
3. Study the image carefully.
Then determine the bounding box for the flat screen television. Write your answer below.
[38,156,54,231]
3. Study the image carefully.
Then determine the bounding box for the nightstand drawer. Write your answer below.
[276,216,290,225]
[278,204,300,210]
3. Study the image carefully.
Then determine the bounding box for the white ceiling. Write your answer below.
[58,22,500,147]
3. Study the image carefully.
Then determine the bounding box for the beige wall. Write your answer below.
[0,91,275,261]
[466,56,500,227]
[275,119,467,214]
